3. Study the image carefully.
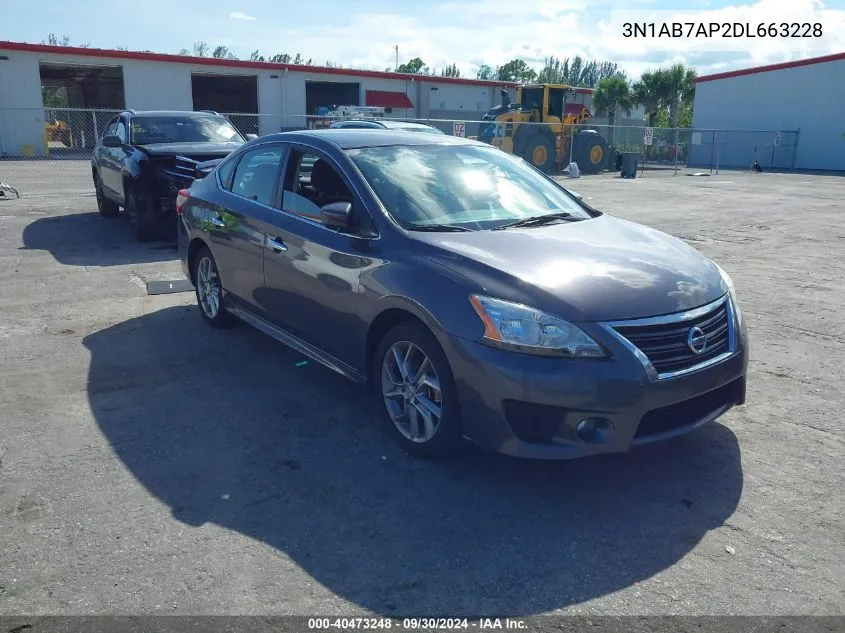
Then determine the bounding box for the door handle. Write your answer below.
[266,236,287,252]
[210,216,226,228]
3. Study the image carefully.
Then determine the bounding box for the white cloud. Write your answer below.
[229,11,256,21]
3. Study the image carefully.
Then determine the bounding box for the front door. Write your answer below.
[260,146,376,368]
[98,119,121,195]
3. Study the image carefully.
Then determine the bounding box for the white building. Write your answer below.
[690,52,845,171]
[0,40,606,157]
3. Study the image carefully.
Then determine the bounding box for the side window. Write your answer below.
[217,154,239,191]
[281,151,353,222]
[116,120,128,143]
[230,146,285,206]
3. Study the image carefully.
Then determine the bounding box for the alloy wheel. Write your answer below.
[196,256,221,319]
[381,341,443,443]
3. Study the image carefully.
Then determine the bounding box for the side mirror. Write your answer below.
[245,133,258,141]
[320,202,352,229]
[102,135,122,148]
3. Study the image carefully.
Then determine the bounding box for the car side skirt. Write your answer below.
[225,302,368,386]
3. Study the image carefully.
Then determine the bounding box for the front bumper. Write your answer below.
[439,303,749,460]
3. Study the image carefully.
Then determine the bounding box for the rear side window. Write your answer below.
[217,155,239,190]
[229,146,285,206]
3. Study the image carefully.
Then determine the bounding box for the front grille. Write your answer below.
[612,298,732,376]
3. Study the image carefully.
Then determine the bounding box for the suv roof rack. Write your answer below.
[198,109,220,115]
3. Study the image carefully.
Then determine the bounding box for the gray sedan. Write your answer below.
[177,129,749,459]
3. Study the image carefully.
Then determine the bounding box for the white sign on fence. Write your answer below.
[691,132,702,146]
[643,127,654,146]
[453,122,466,137]
[774,131,781,146]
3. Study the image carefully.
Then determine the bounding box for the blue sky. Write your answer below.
[2,0,843,79]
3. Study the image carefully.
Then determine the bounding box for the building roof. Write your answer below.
[695,51,845,83]
[0,40,532,89]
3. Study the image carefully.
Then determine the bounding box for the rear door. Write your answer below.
[205,143,287,311]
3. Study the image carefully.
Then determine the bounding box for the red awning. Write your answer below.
[365,90,414,109]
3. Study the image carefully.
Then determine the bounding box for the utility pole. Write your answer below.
[393,45,399,71]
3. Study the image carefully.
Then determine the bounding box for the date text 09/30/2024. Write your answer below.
[307,618,528,630]
[622,22,823,38]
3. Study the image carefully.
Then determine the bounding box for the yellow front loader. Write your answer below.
[474,84,610,174]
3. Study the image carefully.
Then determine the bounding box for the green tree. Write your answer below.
[496,58,537,83]
[440,63,461,78]
[180,41,209,57]
[592,74,634,145]
[212,46,237,60]
[397,57,428,74]
[632,69,665,127]
[250,50,265,62]
[476,64,495,80]
[537,56,621,88]
[659,63,697,144]
[43,33,71,47]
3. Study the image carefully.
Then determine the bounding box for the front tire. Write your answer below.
[193,247,234,328]
[521,133,556,172]
[374,321,462,457]
[94,174,119,217]
[125,183,158,242]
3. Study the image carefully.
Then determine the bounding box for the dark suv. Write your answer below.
[91,110,251,241]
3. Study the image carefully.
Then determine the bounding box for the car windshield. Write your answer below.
[130,116,245,145]
[346,144,595,230]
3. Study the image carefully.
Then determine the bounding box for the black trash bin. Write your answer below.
[620,152,640,179]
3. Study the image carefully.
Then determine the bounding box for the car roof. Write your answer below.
[128,111,228,117]
[379,121,438,130]
[254,129,479,149]
[330,120,386,128]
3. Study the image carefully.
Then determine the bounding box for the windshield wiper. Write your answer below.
[492,212,576,230]
[407,223,472,232]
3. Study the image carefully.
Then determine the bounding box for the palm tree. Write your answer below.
[592,74,634,146]
[659,63,697,144]
[632,69,665,127]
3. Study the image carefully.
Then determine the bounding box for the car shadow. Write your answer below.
[84,305,744,616]
[21,212,177,267]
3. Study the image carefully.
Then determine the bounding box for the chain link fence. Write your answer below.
[0,106,801,199]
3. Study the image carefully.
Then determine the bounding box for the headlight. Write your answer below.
[715,263,736,299]
[469,295,607,358]
[715,264,742,325]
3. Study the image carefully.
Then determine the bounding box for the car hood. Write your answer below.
[138,142,243,158]
[410,215,728,322]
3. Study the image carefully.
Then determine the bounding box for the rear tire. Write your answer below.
[573,132,609,174]
[374,321,462,458]
[94,174,119,217]
[193,247,235,329]
[125,183,158,242]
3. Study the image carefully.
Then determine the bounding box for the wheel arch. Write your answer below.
[364,302,445,388]
[187,237,211,284]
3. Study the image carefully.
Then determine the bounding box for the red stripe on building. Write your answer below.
[695,51,845,83]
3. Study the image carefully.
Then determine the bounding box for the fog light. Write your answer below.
[576,417,614,444]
